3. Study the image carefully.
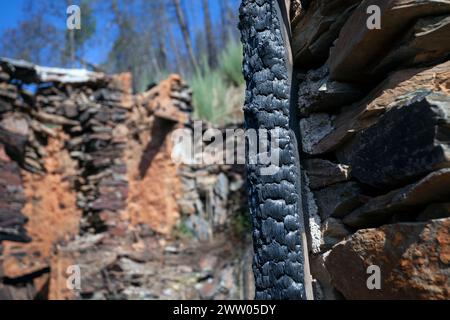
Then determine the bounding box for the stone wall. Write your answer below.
[0,58,251,300]
[291,0,450,299]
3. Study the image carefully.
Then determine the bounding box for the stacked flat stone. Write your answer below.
[0,64,31,299]
[290,0,450,299]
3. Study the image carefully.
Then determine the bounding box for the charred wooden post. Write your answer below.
[239,0,312,300]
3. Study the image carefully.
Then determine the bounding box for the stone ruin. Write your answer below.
[0,57,253,300]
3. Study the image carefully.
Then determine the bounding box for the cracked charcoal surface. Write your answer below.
[239,0,306,300]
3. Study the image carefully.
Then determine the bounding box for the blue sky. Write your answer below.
[0,0,107,64]
[0,0,240,66]
[0,0,25,31]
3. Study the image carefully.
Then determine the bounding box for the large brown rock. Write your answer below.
[326,218,450,299]
[329,0,450,82]
[305,60,450,155]
[314,181,368,220]
[291,0,361,68]
[344,169,450,228]
[305,158,351,190]
[417,203,450,222]
[321,218,351,251]
[337,91,450,187]
[371,15,450,76]
[298,66,364,116]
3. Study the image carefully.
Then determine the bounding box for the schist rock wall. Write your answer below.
[291,0,450,299]
[0,58,251,300]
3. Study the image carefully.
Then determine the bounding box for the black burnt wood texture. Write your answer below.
[239,0,307,300]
